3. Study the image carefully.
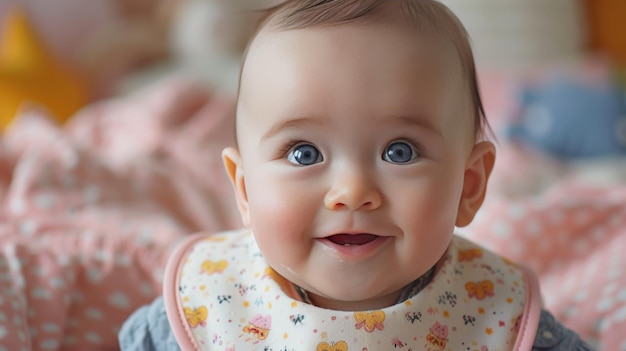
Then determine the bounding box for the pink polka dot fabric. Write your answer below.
[464,176,626,350]
[0,77,240,350]
[3,74,624,350]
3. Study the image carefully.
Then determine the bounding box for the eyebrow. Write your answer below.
[260,113,441,141]
[387,115,442,137]
[261,116,328,141]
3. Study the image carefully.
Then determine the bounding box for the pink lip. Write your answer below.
[319,233,390,259]
[327,233,379,246]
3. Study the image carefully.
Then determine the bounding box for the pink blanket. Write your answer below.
[0,76,624,350]
[464,144,626,350]
[0,77,240,350]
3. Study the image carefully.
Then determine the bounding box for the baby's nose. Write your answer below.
[323,171,382,211]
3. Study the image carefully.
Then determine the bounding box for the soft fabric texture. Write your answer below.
[0,75,622,350]
[162,230,539,350]
[120,297,594,351]
[463,182,626,350]
[0,76,238,350]
[118,227,597,351]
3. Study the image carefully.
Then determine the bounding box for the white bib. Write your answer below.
[164,229,541,351]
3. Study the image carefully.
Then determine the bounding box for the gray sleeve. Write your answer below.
[118,296,182,351]
[532,309,595,351]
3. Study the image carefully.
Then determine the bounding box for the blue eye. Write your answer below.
[383,141,418,164]
[287,144,323,165]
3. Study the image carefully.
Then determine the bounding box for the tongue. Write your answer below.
[328,234,378,246]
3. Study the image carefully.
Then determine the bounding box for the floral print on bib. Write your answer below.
[166,230,540,350]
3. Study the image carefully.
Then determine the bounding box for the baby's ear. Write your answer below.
[456,141,496,227]
[222,147,251,227]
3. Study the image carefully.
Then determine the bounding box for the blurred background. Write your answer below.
[444,0,626,132]
[0,0,625,126]
[0,0,264,129]
[446,0,625,68]
[6,0,624,159]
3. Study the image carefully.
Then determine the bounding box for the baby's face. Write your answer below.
[225,22,488,310]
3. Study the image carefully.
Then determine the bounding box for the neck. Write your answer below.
[293,264,437,311]
[308,290,404,311]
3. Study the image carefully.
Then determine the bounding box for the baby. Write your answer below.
[120,0,594,350]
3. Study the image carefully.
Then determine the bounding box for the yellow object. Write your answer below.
[0,8,90,131]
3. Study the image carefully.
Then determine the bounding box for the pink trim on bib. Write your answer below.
[513,265,542,351]
[163,234,207,351]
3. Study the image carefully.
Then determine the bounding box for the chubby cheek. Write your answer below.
[395,175,461,265]
[244,174,317,266]
[402,197,455,240]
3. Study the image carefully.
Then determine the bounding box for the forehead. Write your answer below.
[237,22,471,142]
[242,22,461,100]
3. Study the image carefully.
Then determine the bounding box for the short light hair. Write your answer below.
[239,0,491,140]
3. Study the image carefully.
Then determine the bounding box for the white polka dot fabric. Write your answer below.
[464,181,626,350]
[0,77,240,350]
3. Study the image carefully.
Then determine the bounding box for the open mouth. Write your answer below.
[327,234,379,246]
